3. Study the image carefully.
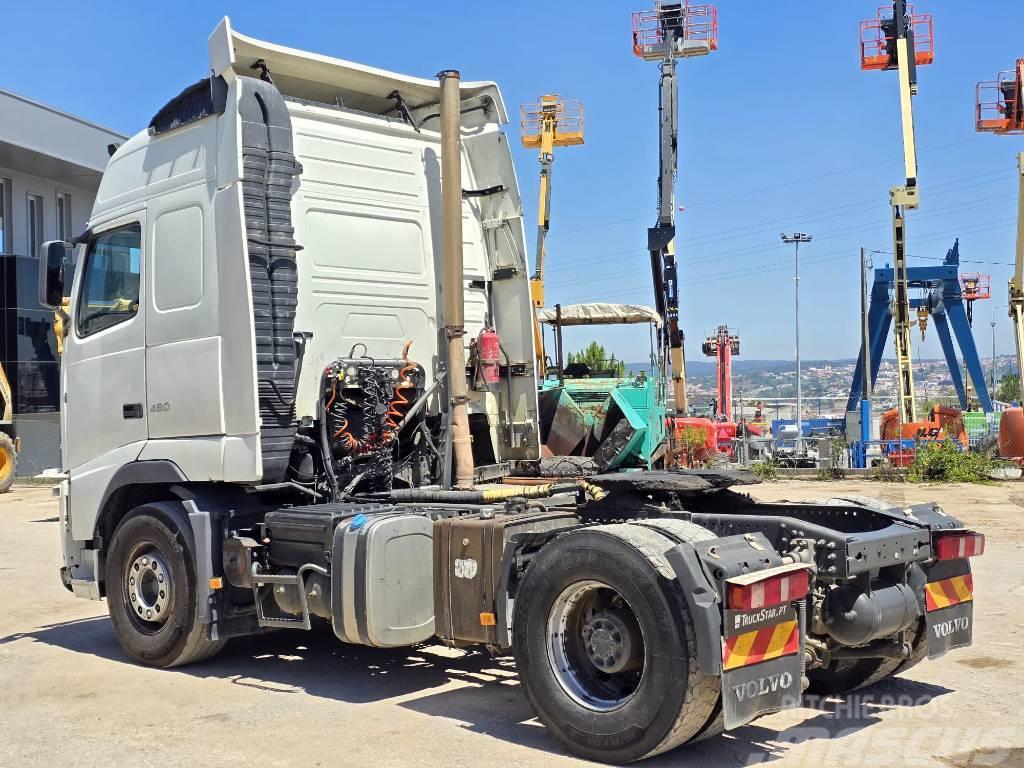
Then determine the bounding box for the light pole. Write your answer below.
[782,233,812,453]
[991,305,1006,395]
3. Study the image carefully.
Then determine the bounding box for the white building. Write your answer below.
[1,88,126,474]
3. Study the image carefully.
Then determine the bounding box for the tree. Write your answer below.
[995,372,1020,404]
[567,341,625,377]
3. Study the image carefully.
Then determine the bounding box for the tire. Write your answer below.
[0,432,15,493]
[513,525,719,763]
[630,519,726,743]
[104,504,225,668]
[806,619,926,695]
[539,455,598,478]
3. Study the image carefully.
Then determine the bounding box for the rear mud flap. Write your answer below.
[720,610,803,729]
[925,600,973,659]
[721,654,803,729]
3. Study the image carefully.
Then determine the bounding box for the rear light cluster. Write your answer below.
[934,531,986,561]
[728,569,810,611]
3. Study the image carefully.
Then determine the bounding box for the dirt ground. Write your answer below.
[1,480,1022,768]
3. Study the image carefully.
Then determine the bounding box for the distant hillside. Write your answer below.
[628,359,858,377]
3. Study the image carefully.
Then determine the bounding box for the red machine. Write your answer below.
[701,325,739,422]
[879,404,967,447]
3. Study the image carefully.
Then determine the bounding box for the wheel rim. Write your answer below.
[546,580,646,712]
[122,544,173,631]
[0,447,10,477]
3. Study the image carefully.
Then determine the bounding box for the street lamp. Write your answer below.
[781,233,812,453]
[991,305,1007,394]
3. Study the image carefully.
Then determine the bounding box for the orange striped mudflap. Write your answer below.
[925,574,974,612]
[722,619,799,671]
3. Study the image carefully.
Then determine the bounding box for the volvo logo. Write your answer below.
[931,615,969,638]
[732,671,794,702]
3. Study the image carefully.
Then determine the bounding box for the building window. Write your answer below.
[56,192,72,242]
[0,178,11,253]
[27,193,44,258]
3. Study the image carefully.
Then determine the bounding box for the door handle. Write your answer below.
[122,403,143,419]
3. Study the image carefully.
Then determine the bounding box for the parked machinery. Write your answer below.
[520,95,584,375]
[632,1,718,416]
[848,240,994,422]
[859,1,935,429]
[975,58,1024,458]
[0,364,16,492]
[702,325,739,422]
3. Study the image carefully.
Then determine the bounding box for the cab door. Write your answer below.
[62,215,147,471]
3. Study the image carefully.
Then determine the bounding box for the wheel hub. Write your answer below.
[126,552,172,626]
[547,580,646,712]
[582,610,639,674]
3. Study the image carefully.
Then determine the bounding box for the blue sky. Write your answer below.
[3,1,1020,362]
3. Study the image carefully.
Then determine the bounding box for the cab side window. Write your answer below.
[76,223,142,337]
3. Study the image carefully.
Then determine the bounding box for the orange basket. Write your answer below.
[859,5,933,71]
[960,273,991,301]
[975,61,1023,134]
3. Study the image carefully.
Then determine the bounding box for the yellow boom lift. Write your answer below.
[520,96,584,374]
[859,1,935,427]
[975,59,1024,403]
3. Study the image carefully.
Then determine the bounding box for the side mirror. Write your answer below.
[39,240,70,309]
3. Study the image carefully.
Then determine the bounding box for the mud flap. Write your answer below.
[720,608,803,729]
[925,600,973,659]
[721,654,803,729]
[924,571,974,659]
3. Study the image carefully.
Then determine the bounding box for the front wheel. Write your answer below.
[104,504,225,667]
[0,432,16,492]
[513,525,719,763]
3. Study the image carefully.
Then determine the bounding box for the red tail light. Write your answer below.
[934,531,985,561]
[728,568,810,611]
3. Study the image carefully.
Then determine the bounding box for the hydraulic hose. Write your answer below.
[318,366,341,502]
[371,479,607,504]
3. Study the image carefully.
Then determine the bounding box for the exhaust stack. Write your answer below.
[438,69,475,488]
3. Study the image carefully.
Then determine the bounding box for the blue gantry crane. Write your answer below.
[847,239,993,416]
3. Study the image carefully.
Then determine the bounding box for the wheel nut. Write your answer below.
[159,590,165,599]
[141,557,148,567]
[146,610,152,619]
[130,593,136,602]
[158,574,164,583]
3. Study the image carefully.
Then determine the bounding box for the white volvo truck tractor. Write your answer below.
[40,19,986,763]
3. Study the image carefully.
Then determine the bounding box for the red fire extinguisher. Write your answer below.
[476,327,501,391]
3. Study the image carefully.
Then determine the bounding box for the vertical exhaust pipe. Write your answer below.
[438,69,475,488]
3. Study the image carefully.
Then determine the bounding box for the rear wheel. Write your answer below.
[0,432,15,493]
[104,504,225,667]
[513,525,719,763]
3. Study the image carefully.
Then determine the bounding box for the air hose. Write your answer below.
[373,479,607,504]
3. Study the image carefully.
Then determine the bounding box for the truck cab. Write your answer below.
[39,18,985,765]
[46,18,539,598]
